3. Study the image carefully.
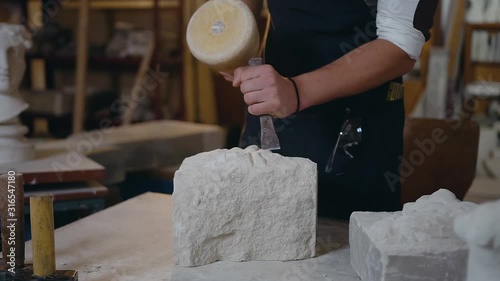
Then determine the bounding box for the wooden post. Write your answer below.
[30,195,56,277]
[464,24,475,85]
[152,0,164,120]
[0,173,25,269]
[122,36,156,125]
[445,0,467,82]
[182,0,196,122]
[73,0,90,134]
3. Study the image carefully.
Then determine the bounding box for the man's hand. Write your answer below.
[231,65,298,118]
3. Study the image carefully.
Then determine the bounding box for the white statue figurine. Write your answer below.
[454,199,500,281]
[0,23,34,164]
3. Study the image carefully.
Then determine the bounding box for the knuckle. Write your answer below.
[235,68,244,78]
[269,76,278,86]
[264,64,274,72]
[243,93,252,104]
[239,82,247,93]
[248,105,256,115]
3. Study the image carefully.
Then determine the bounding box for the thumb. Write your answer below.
[219,72,234,82]
[232,67,248,87]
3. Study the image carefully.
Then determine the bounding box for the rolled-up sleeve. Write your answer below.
[376,0,439,60]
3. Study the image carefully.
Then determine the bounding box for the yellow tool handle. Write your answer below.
[30,195,56,277]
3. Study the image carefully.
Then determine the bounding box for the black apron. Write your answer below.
[240,0,405,219]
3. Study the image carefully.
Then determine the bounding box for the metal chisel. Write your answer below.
[248,57,281,151]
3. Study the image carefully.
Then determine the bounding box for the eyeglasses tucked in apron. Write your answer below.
[325,108,362,176]
[325,81,404,176]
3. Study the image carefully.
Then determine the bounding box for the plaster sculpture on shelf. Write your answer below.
[0,23,34,164]
[484,0,500,23]
[454,199,500,281]
[489,100,500,120]
[466,0,487,23]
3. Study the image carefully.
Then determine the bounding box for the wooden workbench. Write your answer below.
[36,120,226,184]
[24,193,360,281]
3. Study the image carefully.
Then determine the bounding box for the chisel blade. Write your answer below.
[260,115,281,150]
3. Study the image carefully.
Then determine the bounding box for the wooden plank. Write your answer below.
[473,65,500,82]
[471,62,500,67]
[24,181,108,204]
[122,36,156,125]
[182,0,198,122]
[23,193,359,281]
[73,0,90,134]
[0,152,105,185]
[35,120,225,183]
[445,0,467,81]
[466,23,500,31]
[68,120,224,147]
[68,120,225,171]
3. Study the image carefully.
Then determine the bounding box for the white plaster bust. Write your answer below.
[0,23,34,164]
[0,23,31,122]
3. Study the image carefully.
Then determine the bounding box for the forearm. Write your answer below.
[294,39,416,110]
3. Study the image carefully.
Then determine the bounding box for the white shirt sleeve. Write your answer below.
[376,0,438,60]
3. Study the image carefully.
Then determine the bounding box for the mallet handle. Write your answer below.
[30,195,56,277]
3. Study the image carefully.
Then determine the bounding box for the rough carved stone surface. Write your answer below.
[454,199,500,281]
[350,189,477,281]
[173,146,317,267]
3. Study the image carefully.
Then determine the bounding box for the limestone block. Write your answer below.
[454,199,500,281]
[173,146,317,267]
[350,189,477,281]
